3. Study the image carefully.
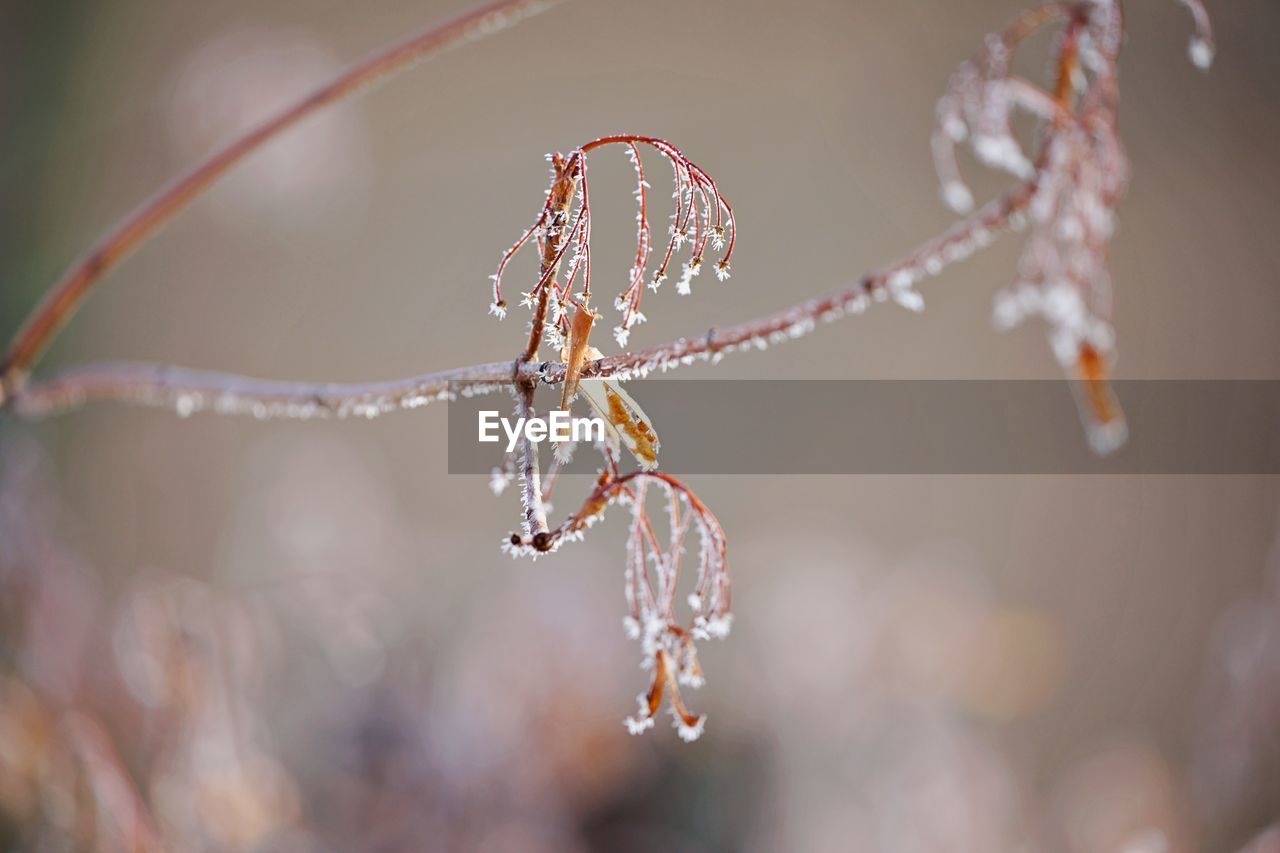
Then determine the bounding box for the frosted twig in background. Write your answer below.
[933,0,1214,451]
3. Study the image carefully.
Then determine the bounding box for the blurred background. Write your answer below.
[2,0,1279,849]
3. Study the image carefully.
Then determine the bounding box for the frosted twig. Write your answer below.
[6,186,1030,420]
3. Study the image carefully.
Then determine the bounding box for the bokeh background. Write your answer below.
[2,0,1279,849]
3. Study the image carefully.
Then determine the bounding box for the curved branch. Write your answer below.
[0,0,561,396]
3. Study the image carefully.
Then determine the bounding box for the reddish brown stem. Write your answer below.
[521,152,581,363]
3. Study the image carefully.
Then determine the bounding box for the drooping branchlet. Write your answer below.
[505,468,730,739]
[489,136,735,352]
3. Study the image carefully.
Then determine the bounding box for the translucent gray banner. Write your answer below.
[447,381,1280,474]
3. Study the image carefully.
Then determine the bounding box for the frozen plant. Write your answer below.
[490,143,736,722]
[0,0,1213,740]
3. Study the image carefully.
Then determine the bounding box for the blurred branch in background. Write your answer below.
[0,0,559,398]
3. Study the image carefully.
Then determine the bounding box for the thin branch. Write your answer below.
[7,185,1033,420]
[4,0,1208,428]
[0,0,561,399]
[5,359,514,419]
[513,375,551,549]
